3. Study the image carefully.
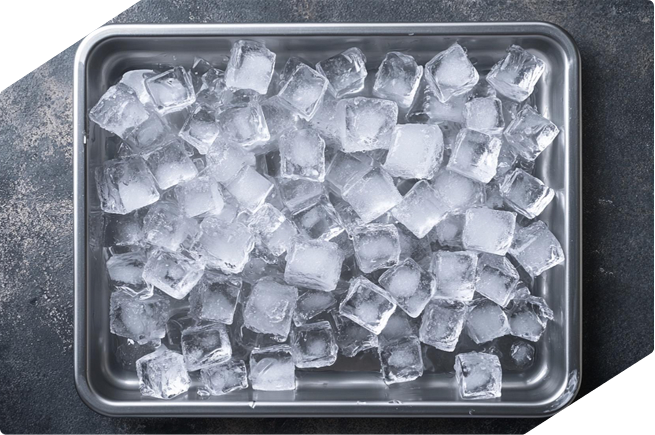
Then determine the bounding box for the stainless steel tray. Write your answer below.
[73,23,581,418]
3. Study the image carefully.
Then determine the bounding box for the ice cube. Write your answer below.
[249,344,296,391]
[95,156,160,215]
[383,124,444,180]
[181,322,232,371]
[329,194,364,236]
[247,203,298,256]
[504,106,559,161]
[316,47,367,98]
[430,250,478,301]
[378,257,435,318]
[293,290,338,326]
[392,180,449,239]
[276,178,325,213]
[143,141,198,190]
[200,359,249,395]
[109,291,170,344]
[190,57,214,91]
[225,40,276,94]
[447,129,502,183]
[260,96,301,141]
[352,223,401,273]
[465,298,511,344]
[508,221,564,276]
[164,313,197,350]
[454,352,502,399]
[325,151,372,195]
[116,338,160,371]
[243,277,298,340]
[193,216,255,274]
[178,105,220,154]
[106,250,152,299]
[145,67,196,114]
[123,112,177,155]
[189,271,241,324]
[292,198,343,241]
[309,91,341,142]
[104,211,143,247]
[406,76,467,124]
[336,97,398,153]
[504,292,554,341]
[373,52,423,108]
[277,63,329,120]
[464,97,505,135]
[486,45,546,102]
[225,165,273,212]
[290,321,339,368]
[216,103,270,150]
[379,309,418,345]
[331,311,379,357]
[419,299,467,352]
[136,346,191,399]
[425,43,479,102]
[279,128,326,181]
[431,169,485,213]
[462,208,517,255]
[339,276,397,334]
[342,167,402,223]
[120,69,156,106]
[498,168,554,219]
[284,238,344,291]
[143,249,205,299]
[205,141,256,184]
[378,336,423,384]
[175,175,225,217]
[89,83,151,138]
[143,200,199,251]
[476,254,520,307]
[432,213,465,249]
[510,341,535,369]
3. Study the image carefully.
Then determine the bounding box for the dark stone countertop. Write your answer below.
[0,0,652,433]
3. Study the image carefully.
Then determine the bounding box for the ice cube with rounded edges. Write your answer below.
[504,106,559,161]
[406,76,467,124]
[145,67,196,114]
[216,103,270,149]
[337,97,398,153]
[504,292,554,342]
[175,175,224,218]
[462,208,516,256]
[342,167,402,223]
[143,141,198,190]
[465,97,505,135]
[90,83,151,138]
[243,277,298,340]
[293,290,338,326]
[352,224,401,273]
[124,112,177,155]
[447,129,502,183]
[284,238,344,291]
[136,346,191,399]
[430,250,479,301]
[178,106,220,154]
[189,271,241,324]
[205,142,256,184]
[292,198,344,241]
[225,40,276,95]
[431,169,485,213]
[339,276,397,335]
[378,336,423,384]
[106,250,152,299]
[499,168,554,219]
[143,200,199,251]
[200,359,249,395]
[110,292,170,344]
[383,124,444,180]
[466,298,511,344]
[248,203,298,256]
[454,352,502,399]
[486,45,546,102]
[331,311,379,357]
[476,253,520,307]
[290,321,338,368]
[392,180,449,239]
[279,128,326,181]
[277,63,329,120]
[419,299,467,352]
[249,345,296,391]
[373,52,423,108]
[142,249,205,299]
[95,157,160,215]
[225,165,273,212]
[425,43,479,103]
[316,47,367,98]
[508,221,564,276]
[193,216,255,274]
[379,258,435,318]
[120,69,156,106]
[181,322,232,371]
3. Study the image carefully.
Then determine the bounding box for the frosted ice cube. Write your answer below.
[486,45,546,102]
[290,321,338,368]
[106,250,152,299]
[193,216,255,274]
[120,69,156,106]
[373,52,423,108]
[326,152,374,196]
[432,213,465,249]
[504,106,559,161]
[110,291,170,344]
[392,180,449,239]
[116,338,160,371]
[89,83,151,138]
[216,103,270,149]
[465,96,505,135]
[279,128,326,181]
[336,97,398,152]
[276,178,325,213]
[293,290,338,326]
[342,167,402,223]
[292,198,343,240]
[447,128,503,183]
[143,141,198,190]
[178,105,220,154]
[431,169,485,213]
[462,208,517,255]
[498,168,554,219]
[200,359,249,395]
[508,221,564,276]
[430,250,478,301]
[277,63,329,120]
[425,43,479,102]
[406,76,467,124]
[378,336,423,384]
[505,292,554,341]
[143,200,199,251]
[104,212,143,247]
[225,40,276,94]
[260,96,301,140]
[379,309,418,345]
[476,254,520,307]
[284,238,344,291]
[510,341,535,369]
[465,298,511,344]
[249,344,296,391]
[352,224,401,273]
[145,67,196,114]
[339,276,397,334]
[379,258,435,318]
[225,165,273,212]
[181,322,232,371]
[142,249,205,299]
[454,352,502,399]
[205,141,256,184]
[243,277,298,340]
[136,346,191,399]
[95,156,160,215]
[189,270,241,324]
[419,299,467,352]
[383,124,444,180]
[248,203,298,256]
[331,311,379,357]
[316,47,367,98]
[175,175,224,218]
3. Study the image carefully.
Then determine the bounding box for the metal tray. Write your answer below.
[73,23,581,417]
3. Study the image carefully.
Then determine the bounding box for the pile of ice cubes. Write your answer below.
[93,40,564,401]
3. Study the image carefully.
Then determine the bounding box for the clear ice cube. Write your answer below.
[106,250,152,299]
[89,83,150,138]
[248,203,298,256]
[425,43,479,103]
[454,351,502,399]
[406,76,467,124]
[120,69,156,106]
[260,96,301,141]
[225,165,273,212]
[464,96,505,135]
[373,52,423,108]
[279,128,326,181]
[486,45,546,102]
[225,40,276,95]
[309,91,341,142]
[431,169,485,213]
[330,194,364,236]
[383,124,444,180]
[510,341,535,369]
[136,346,191,399]
[292,198,344,240]
[189,270,241,324]
[193,216,255,274]
[339,276,397,334]
[181,322,232,371]
[331,310,379,357]
[290,321,339,368]
[142,249,205,299]
[104,211,143,247]
[419,299,467,352]
[392,180,449,239]
[200,359,249,395]
[462,207,517,256]
[476,253,520,307]
[504,106,559,161]
[342,167,402,223]
[143,141,198,190]
[216,103,270,149]
[109,291,170,344]
[508,220,564,276]
[432,213,465,249]
[284,238,344,291]
[143,200,199,251]
[277,63,329,120]
[205,141,256,184]
[243,277,298,340]
[498,168,554,219]
[325,151,372,195]
[175,175,225,217]
[249,344,296,391]
[379,258,435,318]
[95,156,160,215]
[145,67,196,114]
[447,128,503,183]
[430,250,478,301]
[504,292,554,341]
[293,289,338,326]
[379,309,418,345]
[316,47,367,98]
[178,105,220,154]
[336,97,398,153]
[352,223,401,273]
[465,298,511,344]
[123,111,176,155]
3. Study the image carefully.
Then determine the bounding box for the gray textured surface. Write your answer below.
[0,0,652,433]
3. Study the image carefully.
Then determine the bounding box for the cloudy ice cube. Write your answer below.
[499,168,554,219]
[342,167,402,223]
[510,341,535,369]
[205,141,256,184]
[175,175,224,218]
[249,344,296,391]
[462,208,516,255]
[189,270,241,324]
[378,336,423,384]
[379,309,418,345]
[106,250,152,299]
[216,103,270,149]
[276,178,325,213]
[247,203,298,256]
[178,105,220,154]
[431,169,485,213]
[419,299,467,352]
[425,43,479,102]
[331,311,379,357]
[225,165,273,212]
[486,45,546,102]
[316,47,367,98]
[243,277,298,340]
[290,321,338,368]
[325,151,372,195]
[476,253,520,307]
[143,249,205,299]
[392,180,449,239]
[373,52,423,108]
[143,200,198,251]
[194,216,254,274]
[110,291,170,344]
[292,198,344,240]
[383,124,444,180]
[466,298,511,344]
[225,40,276,94]
[143,141,198,190]
[505,292,554,341]
[465,97,505,135]
[181,322,232,371]
[284,238,343,291]
[447,129,502,183]
[430,250,478,301]
[504,106,559,161]
[406,76,467,124]
[95,156,160,215]
[89,83,150,138]
[293,289,338,326]
[104,212,143,247]
[339,276,397,334]
[279,128,326,181]
[145,67,196,114]
[352,223,400,273]
[432,213,465,249]
[277,63,329,120]
[508,221,564,276]
[120,69,156,106]
[336,97,398,152]
[200,359,249,395]
[379,258,435,318]
[136,346,191,399]
[115,338,160,371]
[454,352,502,399]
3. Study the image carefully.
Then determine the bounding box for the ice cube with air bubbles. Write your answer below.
[142,249,205,300]
[379,258,435,318]
[454,351,502,399]
[225,165,273,213]
[243,277,298,340]
[106,250,152,299]
[462,207,517,256]
[181,322,232,371]
[143,141,198,190]
[249,344,296,391]
[316,47,368,98]
[284,238,343,292]
[447,128,503,184]
[373,52,423,108]
[352,223,401,273]
[143,200,199,251]
[419,299,467,352]
[504,106,559,161]
[466,298,511,344]
[290,321,339,368]
[505,292,554,342]
[486,45,546,102]
[225,40,276,95]
[136,346,191,399]
[425,43,479,103]
[293,290,338,326]
[189,270,241,324]
[247,203,298,256]
[508,220,564,276]
[95,156,160,215]
[383,124,444,180]
[145,67,196,114]
[392,180,449,239]
[342,167,402,224]
[216,103,270,150]
[431,169,485,213]
[292,197,344,241]
[109,291,170,344]
[339,276,397,335]
[476,253,520,307]
[205,141,256,184]
[174,175,224,218]
[510,341,535,369]
[89,83,151,138]
[499,168,555,219]
[277,63,329,120]
[279,128,326,181]
[200,359,249,395]
[430,250,479,301]
[378,336,423,384]
[337,97,398,153]
[465,96,505,135]
[178,105,220,154]
[193,216,255,274]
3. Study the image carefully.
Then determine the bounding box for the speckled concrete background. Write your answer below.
[0,0,652,433]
